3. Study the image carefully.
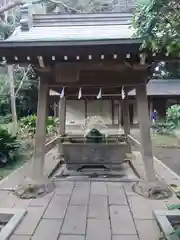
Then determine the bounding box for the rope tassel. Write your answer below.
[60,87,65,98]
[121,86,125,99]
[97,88,102,99]
[78,87,82,99]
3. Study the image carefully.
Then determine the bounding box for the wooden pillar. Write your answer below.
[58,97,66,158]
[85,98,87,119]
[149,99,153,120]
[32,78,49,180]
[133,102,138,125]
[136,84,156,181]
[53,101,57,117]
[122,94,131,152]
[118,100,122,127]
[122,94,130,136]
[111,98,114,125]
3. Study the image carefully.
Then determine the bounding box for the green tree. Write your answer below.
[133,0,180,57]
[0,65,38,119]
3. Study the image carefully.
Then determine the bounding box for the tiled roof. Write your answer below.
[129,79,180,96]
[6,11,135,43]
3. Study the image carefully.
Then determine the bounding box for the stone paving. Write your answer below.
[0,180,178,240]
[0,127,180,239]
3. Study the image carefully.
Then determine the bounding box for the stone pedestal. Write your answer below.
[132,180,172,200]
[14,177,55,199]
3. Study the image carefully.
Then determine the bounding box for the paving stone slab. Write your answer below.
[88,195,109,219]
[29,192,54,207]
[9,235,31,240]
[15,207,45,235]
[31,219,63,240]
[110,206,136,235]
[59,235,85,240]
[112,235,139,240]
[55,181,75,195]
[128,195,167,220]
[106,182,124,188]
[135,219,161,240]
[123,183,137,196]
[13,198,32,209]
[70,182,90,206]
[86,218,111,240]
[61,205,87,234]
[91,182,107,195]
[107,185,127,205]
[43,195,70,219]
[0,191,9,202]
[0,193,19,208]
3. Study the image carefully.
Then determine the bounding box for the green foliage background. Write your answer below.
[0,67,38,120]
[133,0,180,57]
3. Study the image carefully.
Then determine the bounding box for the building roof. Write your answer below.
[6,12,135,44]
[0,8,142,65]
[129,79,180,96]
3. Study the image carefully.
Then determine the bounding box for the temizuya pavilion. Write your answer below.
[0,4,171,198]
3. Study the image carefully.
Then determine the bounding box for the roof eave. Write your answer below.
[1,38,141,48]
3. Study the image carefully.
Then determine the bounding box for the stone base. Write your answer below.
[14,177,55,199]
[132,180,173,200]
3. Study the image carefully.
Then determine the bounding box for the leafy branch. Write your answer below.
[133,0,180,57]
[15,65,32,97]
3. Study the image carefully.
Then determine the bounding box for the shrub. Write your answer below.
[19,115,58,136]
[0,127,20,165]
[46,116,58,136]
[0,114,12,124]
[167,105,180,130]
[152,121,173,135]
[19,114,36,134]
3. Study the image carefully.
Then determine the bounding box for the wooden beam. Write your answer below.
[54,62,130,72]
[45,136,60,154]
[127,134,141,150]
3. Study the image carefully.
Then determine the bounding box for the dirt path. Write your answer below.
[132,129,180,176]
[154,147,180,176]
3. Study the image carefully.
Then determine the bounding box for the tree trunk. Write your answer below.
[0,0,23,14]
[7,65,18,134]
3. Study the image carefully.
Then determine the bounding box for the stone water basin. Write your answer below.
[63,135,129,171]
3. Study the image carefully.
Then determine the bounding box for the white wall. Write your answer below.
[61,99,140,126]
[65,99,128,125]
[66,100,85,125]
[65,100,113,125]
[87,100,112,124]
